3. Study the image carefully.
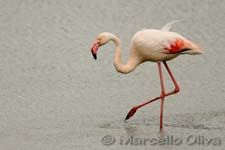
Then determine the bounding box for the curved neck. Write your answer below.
[108,34,140,74]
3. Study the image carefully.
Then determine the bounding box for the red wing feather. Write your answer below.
[164,38,185,53]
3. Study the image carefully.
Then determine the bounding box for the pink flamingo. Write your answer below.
[90,21,202,131]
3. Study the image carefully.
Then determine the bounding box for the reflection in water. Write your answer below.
[98,110,225,133]
[124,123,137,136]
[97,111,225,147]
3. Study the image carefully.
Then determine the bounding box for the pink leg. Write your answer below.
[163,61,180,95]
[125,61,180,122]
[158,62,165,130]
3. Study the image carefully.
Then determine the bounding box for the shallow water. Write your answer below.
[0,0,225,150]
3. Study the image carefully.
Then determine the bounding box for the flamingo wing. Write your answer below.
[163,38,189,53]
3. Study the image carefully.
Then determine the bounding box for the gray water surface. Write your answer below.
[0,0,225,150]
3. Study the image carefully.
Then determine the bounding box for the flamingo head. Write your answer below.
[91,32,113,60]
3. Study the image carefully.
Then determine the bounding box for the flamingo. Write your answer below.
[90,21,202,131]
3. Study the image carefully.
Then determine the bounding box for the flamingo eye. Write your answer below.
[96,39,101,44]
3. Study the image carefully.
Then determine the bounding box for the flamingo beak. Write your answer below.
[91,42,100,60]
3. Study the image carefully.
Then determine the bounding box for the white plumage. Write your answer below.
[90,21,202,131]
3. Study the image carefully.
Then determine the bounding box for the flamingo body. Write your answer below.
[90,21,202,131]
[130,29,181,62]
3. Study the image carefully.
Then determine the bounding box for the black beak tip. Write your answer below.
[91,51,97,60]
[92,53,97,60]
